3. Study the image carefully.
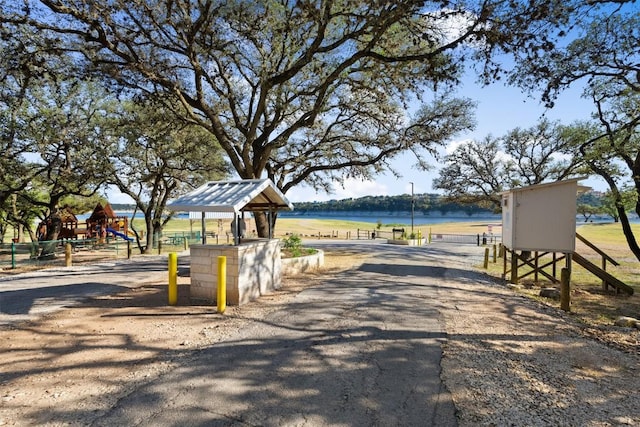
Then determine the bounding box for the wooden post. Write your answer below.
[483,247,490,269]
[127,241,132,259]
[510,249,518,284]
[560,267,570,312]
[534,251,539,284]
[602,257,608,291]
[492,244,497,263]
[65,243,72,267]
[502,247,507,279]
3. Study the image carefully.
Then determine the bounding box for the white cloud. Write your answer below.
[444,138,472,155]
[289,179,389,203]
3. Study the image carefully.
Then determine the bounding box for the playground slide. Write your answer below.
[572,252,634,295]
[106,227,134,242]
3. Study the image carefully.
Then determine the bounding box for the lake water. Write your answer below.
[277,212,502,226]
[77,211,629,226]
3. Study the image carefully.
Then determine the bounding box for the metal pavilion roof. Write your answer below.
[166,179,293,214]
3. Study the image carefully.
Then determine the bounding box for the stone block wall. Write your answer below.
[190,239,281,305]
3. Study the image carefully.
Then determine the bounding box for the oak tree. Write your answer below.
[507,3,640,259]
[4,0,593,236]
[434,120,586,210]
[106,97,229,253]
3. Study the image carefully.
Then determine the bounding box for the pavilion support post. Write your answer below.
[233,213,240,245]
[201,212,206,244]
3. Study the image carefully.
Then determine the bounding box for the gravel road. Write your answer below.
[1,241,638,426]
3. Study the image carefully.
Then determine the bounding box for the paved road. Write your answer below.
[0,254,190,325]
[1,241,486,426]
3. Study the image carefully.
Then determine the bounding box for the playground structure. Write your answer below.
[86,202,131,241]
[36,207,79,241]
[36,202,131,243]
[500,179,633,305]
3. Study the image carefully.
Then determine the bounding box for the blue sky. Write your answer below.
[288,75,604,203]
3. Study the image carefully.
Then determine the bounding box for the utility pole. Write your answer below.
[410,182,414,234]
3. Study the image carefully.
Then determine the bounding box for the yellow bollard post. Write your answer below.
[168,252,178,306]
[418,230,422,246]
[217,256,227,313]
[65,243,72,267]
[428,227,432,244]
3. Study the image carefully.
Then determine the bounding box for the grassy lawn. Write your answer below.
[152,217,501,238]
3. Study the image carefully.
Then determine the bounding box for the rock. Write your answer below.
[614,316,640,328]
[539,287,560,300]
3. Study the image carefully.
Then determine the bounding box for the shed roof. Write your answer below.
[167,179,293,213]
[499,177,590,195]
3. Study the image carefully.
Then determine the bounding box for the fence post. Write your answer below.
[483,247,490,269]
[158,240,162,255]
[11,242,16,269]
[477,234,480,246]
[65,243,72,267]
[127,240,132,259]
[560,267,570,312]
[493,244,497,263]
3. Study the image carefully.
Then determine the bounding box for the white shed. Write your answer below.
[501,179,588,253]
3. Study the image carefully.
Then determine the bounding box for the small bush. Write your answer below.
[281,234,316,258]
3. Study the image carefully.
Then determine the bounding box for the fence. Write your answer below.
[0,231,205,271]
[429,233,502,245]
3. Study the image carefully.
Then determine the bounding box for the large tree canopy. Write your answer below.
[434,120,587,210]
[505,3,640,260]
[2,0,611,235]
[107,97,230,253]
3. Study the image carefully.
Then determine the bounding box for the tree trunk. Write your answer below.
[141,215,153,254]
[588,159,640,261]
[253,211,278,238]
[40,211,62,259]
[254,211,269,238]
[616,205,640,261]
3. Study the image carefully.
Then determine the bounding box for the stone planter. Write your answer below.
[189,239,281,305]
[387,238,427,246]
[281,249,324,276]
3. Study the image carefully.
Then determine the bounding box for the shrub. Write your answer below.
[281,234,316,258]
